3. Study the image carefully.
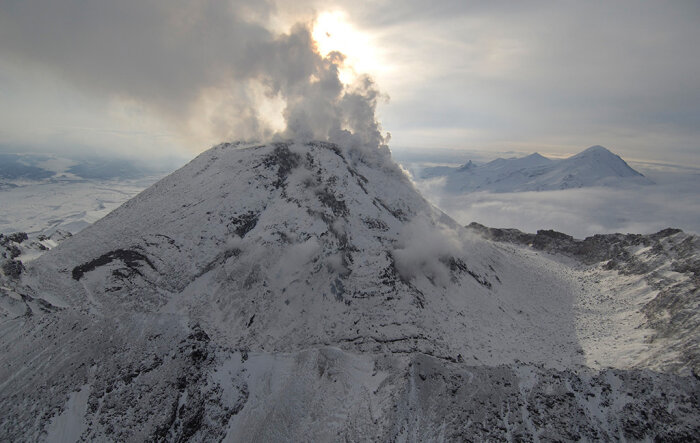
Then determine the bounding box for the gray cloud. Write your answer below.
[1,1,698,165]
[0,0,388,154]
[342,0,700,163]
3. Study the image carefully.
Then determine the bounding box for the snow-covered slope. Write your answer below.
[1,141,697,441]
[8,141,558,365]
[421,145,652,193]
[468,223,700,375]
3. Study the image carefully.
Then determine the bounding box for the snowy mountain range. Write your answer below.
[420,145,652,193]
[1,141,697,441]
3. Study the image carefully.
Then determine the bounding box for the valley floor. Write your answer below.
[503,245,663,372]
[0,176,162,235]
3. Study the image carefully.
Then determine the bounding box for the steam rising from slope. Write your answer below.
[0,0,389,153]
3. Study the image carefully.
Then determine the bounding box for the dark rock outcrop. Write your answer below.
[1,259,24,278]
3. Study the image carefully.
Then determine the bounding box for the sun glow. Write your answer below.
[312,11,381,84]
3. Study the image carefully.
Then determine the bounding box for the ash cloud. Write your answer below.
[0,0,389,153]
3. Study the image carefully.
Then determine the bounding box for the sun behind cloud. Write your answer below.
[312,10,382,84]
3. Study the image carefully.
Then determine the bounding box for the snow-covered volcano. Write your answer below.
[421,145,652,193]
[1,141,697,441]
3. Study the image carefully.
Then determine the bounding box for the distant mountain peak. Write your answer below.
[429,145,651,193]
[571,145,619,161]
[526,152,549,160]
[581,145,612,154]
[457,160,476,171]
[565,145,645,179]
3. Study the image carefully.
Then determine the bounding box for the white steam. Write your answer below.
[392,215,463,287]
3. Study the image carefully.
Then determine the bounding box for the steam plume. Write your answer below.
[0,0,389,154]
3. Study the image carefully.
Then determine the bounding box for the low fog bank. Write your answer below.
[407,160,700,239]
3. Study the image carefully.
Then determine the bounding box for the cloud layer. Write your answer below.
[414,164,700,239]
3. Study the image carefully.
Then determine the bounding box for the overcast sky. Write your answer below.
[1,1,698,165]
